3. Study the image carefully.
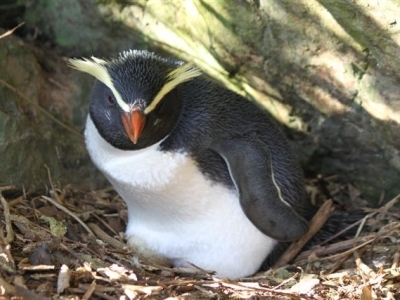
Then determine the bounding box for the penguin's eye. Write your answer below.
[107,95,115,105]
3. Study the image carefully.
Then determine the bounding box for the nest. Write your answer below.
[0,176,399,300]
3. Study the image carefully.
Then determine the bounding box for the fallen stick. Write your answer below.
[273,199,334,268]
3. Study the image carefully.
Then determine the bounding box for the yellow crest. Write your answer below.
[69,55,202,114]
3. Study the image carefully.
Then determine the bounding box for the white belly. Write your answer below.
[85,116,277,278]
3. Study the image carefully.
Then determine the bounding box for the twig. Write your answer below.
[0,275,16,294]
[297,194,400,265]
[0,188,15,243]
[82,280,97,300]
[325,238,376,261]
[271,272,299,290]
[391,251,399,270]
[171,266,214,277]
[45,165,55,191]
[319,217,365,246]
[0,186,16,193]
[380,193,400,212]
[59,243,86,261]
[157,265,214,277]
[42,196,94,237]
[217,280,299,297]
[361,286,373,300]
[0,275,48,300]
[194,284,217,298]
[274,199,334,268]
[360,193,400,222]
[0,233,16,273]
[92,213,120,239]
[87,223,126,249]
[93,290,118,300]
[295,236,374,262]
[0,78,82,137]
[295,237,376,265]
[326,251,353,274]
[77,284,116,293]
[355,214,369,238]
[355,251,376,279]
[0,22,24,39]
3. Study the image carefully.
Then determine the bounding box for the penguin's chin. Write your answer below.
[99,125,169,151]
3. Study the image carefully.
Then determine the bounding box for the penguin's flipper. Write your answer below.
[210,136,308,242]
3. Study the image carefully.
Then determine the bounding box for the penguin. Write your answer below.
[69,50,312,279]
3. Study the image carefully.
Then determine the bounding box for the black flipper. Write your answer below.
[210,135,308,242]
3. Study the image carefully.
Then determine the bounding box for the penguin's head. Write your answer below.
[69,50,202,150]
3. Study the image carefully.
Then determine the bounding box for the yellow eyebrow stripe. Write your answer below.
[144,63,202,115]
[69,57,202,114]
[68,57,130,112]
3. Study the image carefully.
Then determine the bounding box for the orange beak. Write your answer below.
[121,109,146,144]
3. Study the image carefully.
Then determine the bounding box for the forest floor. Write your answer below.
[0,176,399,300]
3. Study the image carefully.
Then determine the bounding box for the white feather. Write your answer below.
[85,116,277,278]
